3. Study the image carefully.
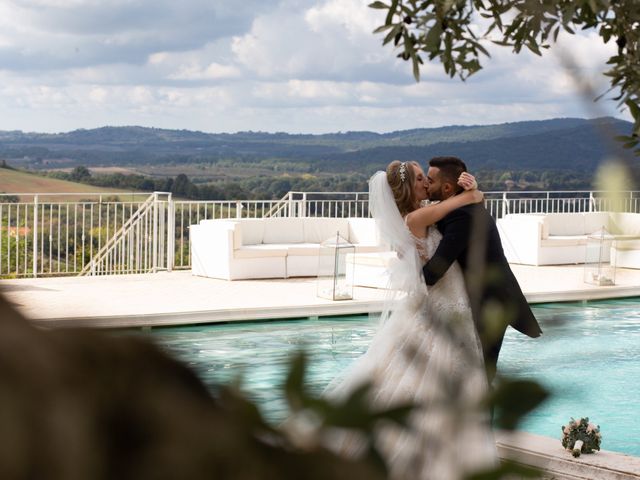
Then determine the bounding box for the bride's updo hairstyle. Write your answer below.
[386,160,419,217]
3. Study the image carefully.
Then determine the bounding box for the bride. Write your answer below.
[326,161,498,480]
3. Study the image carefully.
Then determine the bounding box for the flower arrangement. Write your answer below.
[561,417,602,457]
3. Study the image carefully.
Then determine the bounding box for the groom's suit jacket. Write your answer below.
[422,203,542,380]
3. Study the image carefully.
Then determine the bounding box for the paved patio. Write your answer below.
[2,263,640,329]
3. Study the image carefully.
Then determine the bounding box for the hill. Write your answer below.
[0,117,633,179]
[0,167,142,200]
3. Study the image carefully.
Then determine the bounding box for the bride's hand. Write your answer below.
[458,172,477,191]
[469,189,484,203]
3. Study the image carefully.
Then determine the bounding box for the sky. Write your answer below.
[0,0,631,134]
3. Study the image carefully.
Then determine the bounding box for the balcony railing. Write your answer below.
[1,189,639,278]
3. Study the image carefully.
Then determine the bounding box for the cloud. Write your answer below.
[0,0,631,134]
[231,0,412,84]
[0,0,269,71]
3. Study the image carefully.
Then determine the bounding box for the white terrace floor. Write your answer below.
[3,265,640,479]
[2,263,640,329]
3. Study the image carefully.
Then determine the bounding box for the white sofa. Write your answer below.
[191,217,386,280]
[345,251,397,289]
[497,212,640,266]
[611,239,640,269]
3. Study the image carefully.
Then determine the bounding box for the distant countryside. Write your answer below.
[0,116,635,200]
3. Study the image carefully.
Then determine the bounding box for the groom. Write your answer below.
[422,156,542,382]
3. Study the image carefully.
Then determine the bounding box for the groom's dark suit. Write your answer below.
[422,203,542,381]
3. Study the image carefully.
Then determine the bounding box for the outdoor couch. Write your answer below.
[497,212,640,266]
[190,217,386,280]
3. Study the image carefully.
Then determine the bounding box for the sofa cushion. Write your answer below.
[540,235,589,247]
[302,217,349,244]
[234,244,288,259]
[346,251,397,267]
[236,219,265,247]
[609,212,640,236]
[287,243,322,256]
[347,218,380,245]
[584,212,611,235]
[262,218,305,244]
[613,239,640,251]
[612,234,640,241]
[543,213,586,237]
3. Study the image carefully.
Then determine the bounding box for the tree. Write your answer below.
[70,165,91,182]
[171,174,192,196]
[370,0,640,151]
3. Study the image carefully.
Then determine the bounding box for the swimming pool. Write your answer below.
[147,298,640,456]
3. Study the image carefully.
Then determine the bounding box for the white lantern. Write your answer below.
[584,227,616,286]
[317,231,355,301]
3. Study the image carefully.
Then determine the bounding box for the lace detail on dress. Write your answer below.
[403,216,429,261]
[404,223,471,318]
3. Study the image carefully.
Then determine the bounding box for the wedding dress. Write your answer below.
[325,172,498,480]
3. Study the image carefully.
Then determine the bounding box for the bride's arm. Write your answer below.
[406,174,483,232]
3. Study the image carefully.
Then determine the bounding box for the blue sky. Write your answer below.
[0,0,630,134]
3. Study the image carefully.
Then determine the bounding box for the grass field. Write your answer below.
[0,168,145,201]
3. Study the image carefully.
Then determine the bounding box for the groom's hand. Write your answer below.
[458,172,477,191]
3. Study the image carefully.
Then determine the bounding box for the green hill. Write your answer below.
[0,167,143,200]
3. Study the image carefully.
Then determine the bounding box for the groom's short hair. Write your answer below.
[429,156,467,187]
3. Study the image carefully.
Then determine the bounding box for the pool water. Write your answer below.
[147,299,640,456]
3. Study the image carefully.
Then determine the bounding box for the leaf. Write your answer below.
[385,0,399,25]
[526,37,542,56]
[424,21,443,50]
[366,444,389,475]
[382,23,403,45]
[475,41,490,57]
[625,99,640,122]
[411,52,420,82]
[368,1,389,9]
[373,24,394,34]
[284,351,307,410]
[372,402,416,427]
[219,386,271,431]
[489,378,550,430]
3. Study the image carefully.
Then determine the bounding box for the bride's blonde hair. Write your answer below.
[386,160,420,217]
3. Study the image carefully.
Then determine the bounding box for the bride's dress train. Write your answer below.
[325,227,498,480]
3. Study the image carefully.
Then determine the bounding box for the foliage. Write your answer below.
[561,417,602,457]
[277,351,545,479]
[369,0,640,152]
[70,165,91,182]
[0,192,19,203]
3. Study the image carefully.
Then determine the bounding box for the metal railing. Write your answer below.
[482,190,640,219]
[1,189,639,277]
[79,192,174,276]
[1,192,153,278]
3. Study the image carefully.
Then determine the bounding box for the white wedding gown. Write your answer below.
[326,226,498,480]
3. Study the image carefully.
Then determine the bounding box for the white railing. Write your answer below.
[483,190,640,218]
[80,192,174,276]
[1,189,639,277]
[0,192,153,278]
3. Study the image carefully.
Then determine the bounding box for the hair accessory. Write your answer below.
[399,162,407,183]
